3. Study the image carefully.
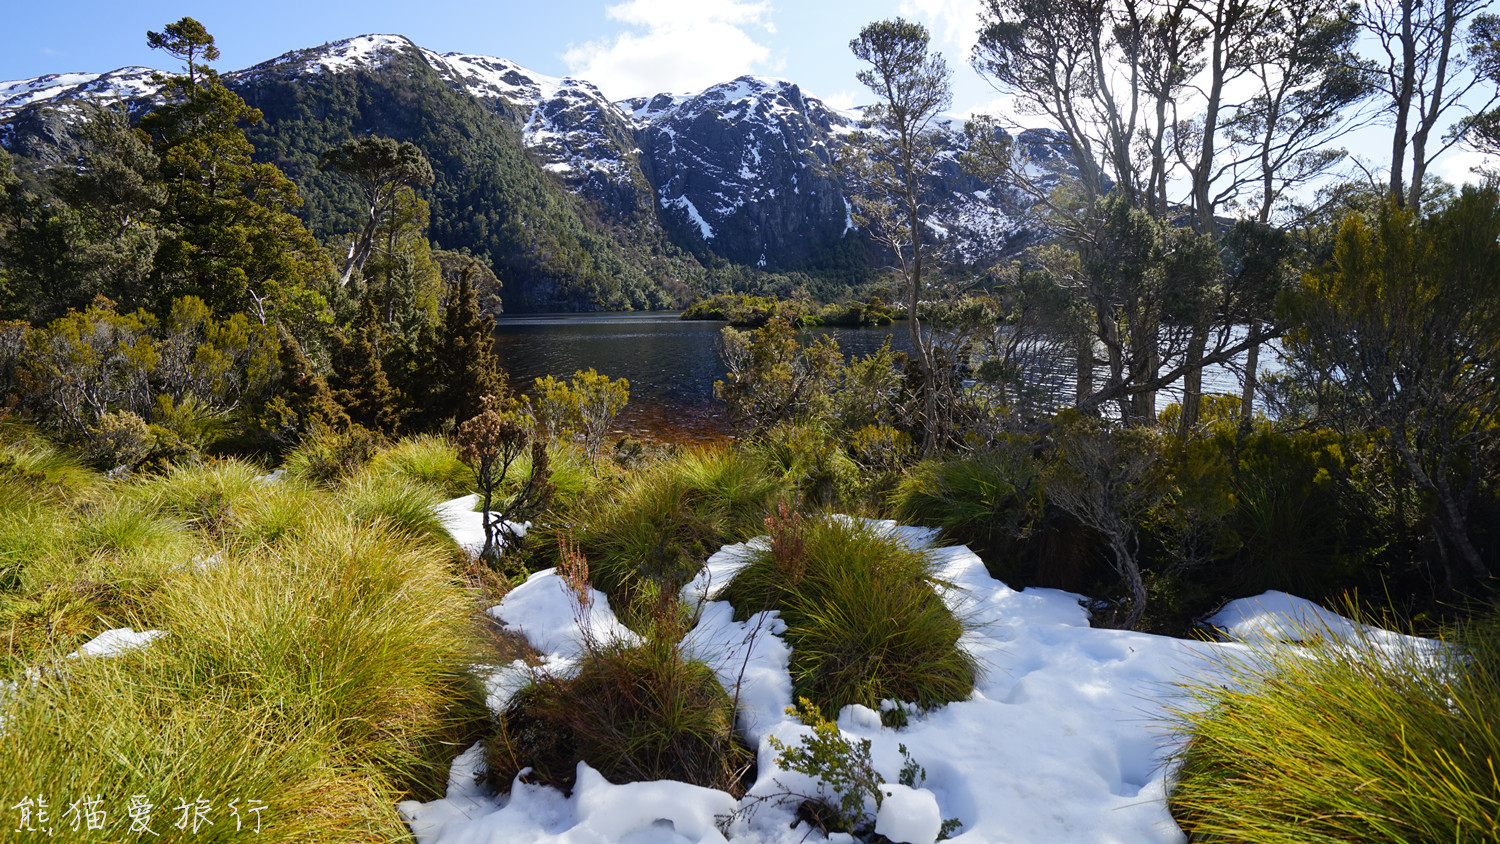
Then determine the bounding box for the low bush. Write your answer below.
[487,634,752,796]
[893,446,1104,592]
[1168,610,1500,843]
[719,515,977,718]
[280,425,386,487]
[544,447,788,621]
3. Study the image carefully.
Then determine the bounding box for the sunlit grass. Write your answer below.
[720,515,977,718]
[1168,612,1500,843]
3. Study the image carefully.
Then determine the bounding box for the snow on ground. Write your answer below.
[404,514,1421,844]
[65,627,166,659]
[435,494,529,558]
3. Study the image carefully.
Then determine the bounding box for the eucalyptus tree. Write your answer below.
[968,0,1359,428]
[319,137,435,288]
[842,17,954,454]
[1362,0,1499,212]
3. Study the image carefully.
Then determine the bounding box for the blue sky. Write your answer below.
[0,0,1003,112]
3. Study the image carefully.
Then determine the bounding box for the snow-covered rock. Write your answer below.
[875,783,942,844]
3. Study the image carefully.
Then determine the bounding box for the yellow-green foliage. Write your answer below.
[719,515,976,717]
[552,447,789,622]
[362,434,472,496]
[1169,612,1500,843]
[0,436,491,839]
[533,368,630,458]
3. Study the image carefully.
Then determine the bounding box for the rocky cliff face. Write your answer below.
[1,33,1064,306]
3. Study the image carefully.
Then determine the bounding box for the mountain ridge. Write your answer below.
[1,32,1056,309]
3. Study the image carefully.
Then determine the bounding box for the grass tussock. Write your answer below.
[487,633,753,797]
[154,517,485,794]
[0,434,102,509]
[0,655,413,842]
[545,447,788,619]
[362,434,473,497]
[336,471,453,549]
[0,429,498,839]
[1168,612,1500,843]
[119,459,264,534]
[720,513,977,718]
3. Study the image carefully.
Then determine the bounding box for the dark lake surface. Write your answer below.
[491,312,914,443]
[491,312,1263,442]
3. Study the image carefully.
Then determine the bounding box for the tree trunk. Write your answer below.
[1178,328,1209,435]
[1112,536,1149,630]
[1389,0,1417,206]
[1076,336,1094,409]
[1239,320,1261,432]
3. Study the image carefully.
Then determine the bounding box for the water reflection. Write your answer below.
[491,313,914,444]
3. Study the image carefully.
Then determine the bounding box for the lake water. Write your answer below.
[491,312,1262,442]
[491,312,916,443]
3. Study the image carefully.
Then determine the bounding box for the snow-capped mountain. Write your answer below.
[0,33,1061,300]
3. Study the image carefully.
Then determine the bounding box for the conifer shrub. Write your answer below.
[487,632,752,796]
[719,515,977,718]
[544,447,788,620]
[1168,610,1500,843]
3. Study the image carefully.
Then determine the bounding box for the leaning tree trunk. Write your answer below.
[1111,535,1149,630]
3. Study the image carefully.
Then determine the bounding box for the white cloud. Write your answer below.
[819,89,859,112]
[563,0,777,100]
[1435,146,1500,187]
[897,0,984,56]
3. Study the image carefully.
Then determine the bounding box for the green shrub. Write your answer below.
[893,446,1104,591]
[1168,611,1500,843]
[488,634,751,796]
[548,447,788,620]
[719,515,976,718]
[755,422,863,509]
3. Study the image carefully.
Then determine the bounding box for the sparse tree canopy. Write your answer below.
[844,17,952,455]
[320,138,435,287]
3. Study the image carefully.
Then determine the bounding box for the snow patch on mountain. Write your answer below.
[0,67,160,118]
[662,194,714,241]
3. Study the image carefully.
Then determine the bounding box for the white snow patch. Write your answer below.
[488,568,639,659]
[875,783,942,844]
[435,494,528,558]
[405,518,1435,843]
[66,627,166,659]
[662,195,715,241]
